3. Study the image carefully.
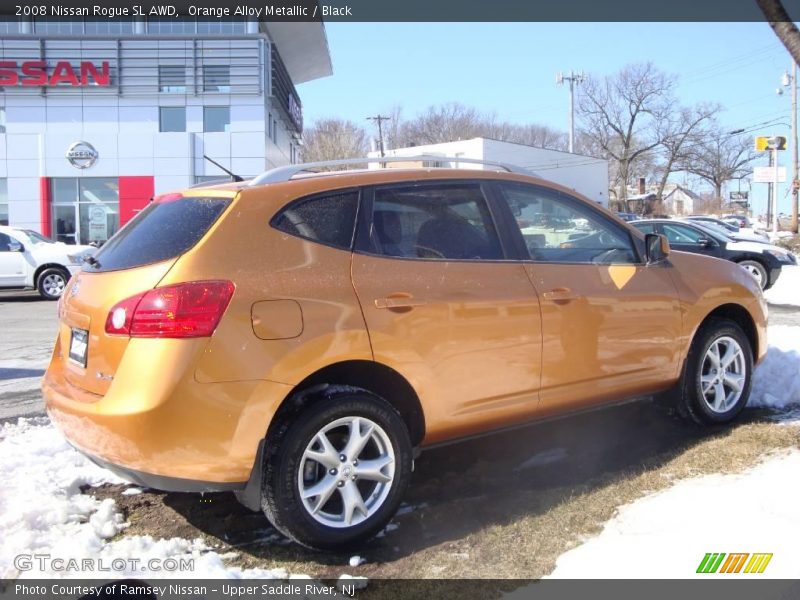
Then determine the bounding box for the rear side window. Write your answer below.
[271,191,359,250]
[88,196,231,272]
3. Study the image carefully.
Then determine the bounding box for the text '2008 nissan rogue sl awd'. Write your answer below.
[44,157,767,550]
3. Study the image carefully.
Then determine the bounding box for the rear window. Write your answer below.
[87,196,231,272]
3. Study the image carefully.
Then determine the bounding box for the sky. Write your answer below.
[298,22,797,214]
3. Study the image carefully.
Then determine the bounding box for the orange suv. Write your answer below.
[44,157,767,549]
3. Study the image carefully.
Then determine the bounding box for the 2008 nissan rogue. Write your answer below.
[44,158,767,549]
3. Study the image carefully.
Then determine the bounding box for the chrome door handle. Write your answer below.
[542,287,577,302]
[374,293,425,310]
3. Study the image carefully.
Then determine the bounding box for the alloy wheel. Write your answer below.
[298,416,396,528]
[699,336,746,414]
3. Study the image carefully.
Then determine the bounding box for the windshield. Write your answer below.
[684,221,730,242]
[21,229,55,245]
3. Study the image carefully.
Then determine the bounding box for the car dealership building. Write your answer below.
[0,19,332,244]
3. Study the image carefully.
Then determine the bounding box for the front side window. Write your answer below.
[159,66,186,93]
[632,222,657,235]
[661,223,708,244]
[203,65,230,92]
[369,184,503,260]
[498,182,636,264]
[272,192,359,251]
[203,106,230,132]
[159,106,186,132]
[0,232,11,251]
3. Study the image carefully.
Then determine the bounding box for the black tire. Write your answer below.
[37,267,70,300]
[678,318,753,426]
[737,259,768,290]
[261,389,413,550]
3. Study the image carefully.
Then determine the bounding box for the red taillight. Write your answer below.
[104,281,234,339]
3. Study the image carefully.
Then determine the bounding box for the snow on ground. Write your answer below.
[748,325,800,411]
[549,450,800,578]
[764,265,800,307]
[0,418,303,579]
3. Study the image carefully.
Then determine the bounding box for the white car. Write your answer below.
[0,225,95,299]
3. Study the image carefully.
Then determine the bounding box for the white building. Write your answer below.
[369,138,609,207]
[0,19,332,244]
[662,184,702,216]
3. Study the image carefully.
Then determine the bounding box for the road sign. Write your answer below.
[729,191,749,200]
[753,166,786,183]
[755,136,787,151]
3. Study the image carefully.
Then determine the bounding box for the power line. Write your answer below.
[367,115,392,157]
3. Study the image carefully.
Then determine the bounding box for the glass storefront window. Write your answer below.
[0,179,7,225]
[51,178,120,246]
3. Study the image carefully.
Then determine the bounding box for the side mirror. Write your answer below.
[8,240,24,252]
[645,233,670,264]
[697,237,713,247]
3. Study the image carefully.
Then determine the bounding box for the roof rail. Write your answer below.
[248,155,534,186]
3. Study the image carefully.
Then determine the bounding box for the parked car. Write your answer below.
[45,160,768,550]
[613,212,639,222]
[631,219,795,289]
[685,214,769,242]
[0,225,95,299]
[722,214,751,229]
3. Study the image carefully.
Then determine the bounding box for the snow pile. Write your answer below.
[0,418,302,579]
[764,265,800,307]
[748,325,800,410]
[549,451,800,578]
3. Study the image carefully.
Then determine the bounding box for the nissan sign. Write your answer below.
[66,142,98,169]
[0,61,110,87]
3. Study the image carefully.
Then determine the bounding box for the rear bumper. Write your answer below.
[43,335,293,486]
[80,446,245,493]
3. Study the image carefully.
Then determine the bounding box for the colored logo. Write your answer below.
[696,553,773,574]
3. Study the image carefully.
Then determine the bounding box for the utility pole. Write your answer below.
[791,61,798,233]
[557,70,585,153]
[367,115,391,158]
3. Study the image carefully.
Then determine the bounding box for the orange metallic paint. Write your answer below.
[42,169,768,485]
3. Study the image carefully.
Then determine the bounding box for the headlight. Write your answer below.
[764,249,793,263]
[66,251,89,264]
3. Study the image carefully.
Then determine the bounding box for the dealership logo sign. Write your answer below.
[696,552,772,574]
[0,61,110,87]
[66,142,98,169]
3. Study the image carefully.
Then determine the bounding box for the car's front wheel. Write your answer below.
[679,318,753,425]
[37,267,70,300]
[261,389,413,550]
[737,259,768,290]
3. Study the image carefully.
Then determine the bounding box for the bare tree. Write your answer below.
[399,103,488,146]
[487,122,569,151]
[577,63,675,202]
[756,0,800,63]
[680,130,755,211]
[653,103,720,201]
[302,118,369,164]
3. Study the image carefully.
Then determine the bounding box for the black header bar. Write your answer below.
[1,0,799,22]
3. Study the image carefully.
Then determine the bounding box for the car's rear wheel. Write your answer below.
[679,318,753,425]
[261,389,413,550]
[37,267,70,300]
[737,259,768,289]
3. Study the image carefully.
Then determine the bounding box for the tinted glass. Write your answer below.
[498,183,636,264]
[88,197,230,272]
[203,107,230,132]
[0,232,11,251]
[159,66,186,93]
[632,222,657,234]
[159,107,186,132]
[203,65,230,92]
[662,224,707,244]
[272,192,359,250]
[370,184,502,260]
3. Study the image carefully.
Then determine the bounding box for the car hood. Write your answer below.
[28,242,96,262]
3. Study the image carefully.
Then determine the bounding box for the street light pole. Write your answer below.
[557,70,585,153]
[367,115,391,158]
